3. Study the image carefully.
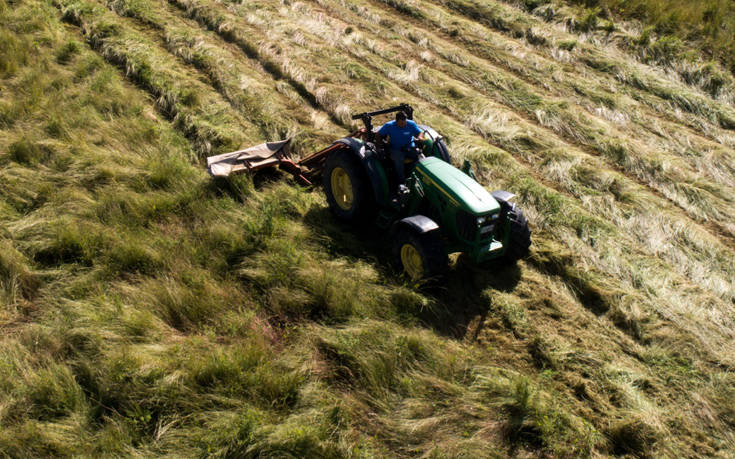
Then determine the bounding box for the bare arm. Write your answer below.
[375,132,388,150]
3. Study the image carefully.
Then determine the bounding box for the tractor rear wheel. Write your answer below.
[323,149,375,222]
[503,203,531,263]
[392,228,448,281]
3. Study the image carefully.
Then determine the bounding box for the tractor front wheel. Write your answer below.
[392,229,447,281]
[323,149,375,222]
[503,203,531,263]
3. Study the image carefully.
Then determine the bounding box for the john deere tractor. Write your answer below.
[207,103,531,281]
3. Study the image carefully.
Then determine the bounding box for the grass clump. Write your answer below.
[0,28,30,78]
[30,220,101,267]
[55,40,80,64]
[646,35,684,66]
[606,416,660,456]
[0,240,38,302]
[569,0,735,72]
[7,138,50,165]
[558,39,577,51]
[23,364,87,421]
[474,368,599,455]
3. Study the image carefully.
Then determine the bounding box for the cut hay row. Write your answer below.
[56,0,253,157]
[417,0,735,124]
[96,0,344,154]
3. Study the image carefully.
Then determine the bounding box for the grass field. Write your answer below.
[2,0,735,456]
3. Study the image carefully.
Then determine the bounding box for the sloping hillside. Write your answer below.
[2,0,735,456]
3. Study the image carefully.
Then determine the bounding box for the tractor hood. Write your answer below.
[415,157,500,214]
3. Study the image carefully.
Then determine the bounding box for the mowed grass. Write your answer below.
[2,0,735,456]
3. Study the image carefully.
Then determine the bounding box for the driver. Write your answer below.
[374,111,425,189]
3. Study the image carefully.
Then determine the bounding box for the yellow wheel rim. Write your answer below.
[400,243,424,280]
[331,167,353,211]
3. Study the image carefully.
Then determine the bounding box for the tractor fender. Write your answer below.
[418,125,450,162]
[331,137,389,205]
[391,215,440,235]
[418,125,442,142]
[491,190,516,210]
[333,137,369,158]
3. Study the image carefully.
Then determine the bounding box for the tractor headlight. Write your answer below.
[477,216,487,225]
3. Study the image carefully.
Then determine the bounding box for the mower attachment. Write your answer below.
[206,138,310,181]
[207,138,291,176]
[206,134,362,186]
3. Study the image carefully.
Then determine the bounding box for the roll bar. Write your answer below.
[351,103,414,142]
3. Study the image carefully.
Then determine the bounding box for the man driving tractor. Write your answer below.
[374,111,425,192]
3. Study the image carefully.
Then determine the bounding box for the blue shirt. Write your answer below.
[377,120,423,149]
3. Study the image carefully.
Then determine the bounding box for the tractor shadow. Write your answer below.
[303,205,522,341]
[427,257,521,340]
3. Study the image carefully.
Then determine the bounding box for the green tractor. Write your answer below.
[207,103,531,281]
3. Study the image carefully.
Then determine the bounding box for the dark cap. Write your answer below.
[395,111,407,121]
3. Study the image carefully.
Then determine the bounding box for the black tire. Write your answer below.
[434,138,451,163]
[502,203,532,263]
[392,228,448,281]
[323,149,375,222]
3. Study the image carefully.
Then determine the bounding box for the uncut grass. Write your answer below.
[181,0,727,342]
[0,3,357,455]
[559,0,735,76]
